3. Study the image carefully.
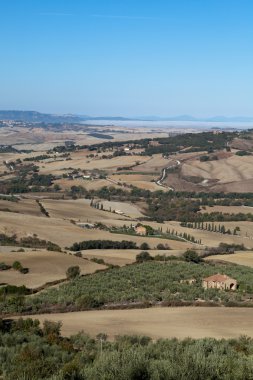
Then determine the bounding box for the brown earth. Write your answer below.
[30,307,253,340]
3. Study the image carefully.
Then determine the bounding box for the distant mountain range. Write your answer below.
[0,111,82,123]
[0,110,253,123]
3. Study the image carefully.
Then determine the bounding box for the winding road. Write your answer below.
[156,159,181,190]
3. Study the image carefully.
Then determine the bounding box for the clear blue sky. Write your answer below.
[0,0,252,117]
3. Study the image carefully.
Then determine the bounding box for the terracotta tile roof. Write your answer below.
[203,274,236,283]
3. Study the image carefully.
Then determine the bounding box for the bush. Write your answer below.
[136,251,153,263]
[156,243,167,250]
[91,258,106,265]
[42,320,62,337]
[140,242,150,250]
[12,261,23,271]
[69,240,138,251]
[66,266,81,279]
[183,250,202,263]
[0,262,11,271]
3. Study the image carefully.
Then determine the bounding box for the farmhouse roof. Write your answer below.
[203,274,236,283]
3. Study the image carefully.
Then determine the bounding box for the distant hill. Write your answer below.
[0,111,82,123]
[0,110,252,124]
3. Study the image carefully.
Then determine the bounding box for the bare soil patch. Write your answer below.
[31,307,253,340]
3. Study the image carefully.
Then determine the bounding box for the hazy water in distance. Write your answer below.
[83,119,252,130]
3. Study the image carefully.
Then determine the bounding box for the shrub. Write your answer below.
[91,258,106,265]
[140,242,150,250]
[66,266,81,279]
[183,250,202,263]
[156,243,167,250]
[42,320,62,337]
[0,262,11,271]
[12,261,23,271]
[136,251,153,263]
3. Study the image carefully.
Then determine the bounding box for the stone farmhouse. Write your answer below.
[135,225,147,236]
[202,274,237,291]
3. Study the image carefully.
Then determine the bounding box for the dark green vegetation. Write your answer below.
[136,251,154,262]
[183,249,202,263]
[69,183,253,222]
[68,240,139,251]
[36,200,50,217]
[0,262,11,271]
[0,260,29,274]
[87,131,236,156]
[88,132,114,139]
[180,221,242,235]
[0,165,54,194]
[0,145,18,153]
[202,243,246,257]
[0,319,253,380]
[0,285,30,298]
[236,150,252,156]
[12,260,29,274]
[2,260,253,314]
[23,154,51,162]
[1,318,253,379]
[144,131,235,156]
[66,266,81,280]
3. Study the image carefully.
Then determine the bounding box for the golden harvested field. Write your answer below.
[38,152,149,174]
[132,154,168,173]
[54,178,123,191]
[111,174,164,192]
[112,174,155,182]
[0,249,105,288]
[82,249,184,266]
[0,211,94,248]
[206,251,253,267]
[40,199,130,221]
[129,180,166,191]
[31,307,253,339]
[181,155,253,184]
[0,211,191,250]
[0,198,43,217]
[96,200,144,218]
[200,205,253,214]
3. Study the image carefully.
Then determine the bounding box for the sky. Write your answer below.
[0,0,253,117]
